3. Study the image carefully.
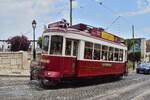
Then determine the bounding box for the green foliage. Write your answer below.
[125,39,134,50]
[126,39,142,62]
[128,52,141,62]
[127,60,133,69]
[8,35,30,51]
[37,36,43,49]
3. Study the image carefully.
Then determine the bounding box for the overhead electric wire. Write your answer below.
[105,16,121,30]
[97,1,147,38]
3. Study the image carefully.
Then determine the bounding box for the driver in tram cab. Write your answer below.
[53,43,62,55]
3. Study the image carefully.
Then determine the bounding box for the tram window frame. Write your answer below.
[108,47,114,61]
[43,35,49,52]
[84,42,93,59]
[119,49,123,61]
[65,39,78,56]
[94,44,101,60]
[101,45,108,60]
[114,48,119,61]
[50,35,63,55]
[65,39,72,56]
[73,40,78,56]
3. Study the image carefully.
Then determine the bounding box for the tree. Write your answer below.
[37,36,42,49]
[126,39,142,70]
[128,52,141,62]
[8,35,30,51]
[125,39,134,50]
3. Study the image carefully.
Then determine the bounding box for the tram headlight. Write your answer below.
[47,72,51,76]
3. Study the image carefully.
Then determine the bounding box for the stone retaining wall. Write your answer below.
[0,51,41,76]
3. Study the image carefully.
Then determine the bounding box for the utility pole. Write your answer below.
[132,25,135,70]
[70,0,73,26]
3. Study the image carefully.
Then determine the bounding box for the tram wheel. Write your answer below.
[39,79,56,88]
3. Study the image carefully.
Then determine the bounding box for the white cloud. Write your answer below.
[137,0,148,9]
[0,0,66,40]
[119,0,150,16]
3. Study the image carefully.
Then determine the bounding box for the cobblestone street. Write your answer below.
[0,72,150,100]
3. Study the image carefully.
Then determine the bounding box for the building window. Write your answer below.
[108,47,114,61]
[94,44,101,60]
[65,39,72,55]
[114,48,119,61]
[84,42,93,59]
[50,35,63,55]
[101,45,108,60]
[119,49,123,61]
[43,36,49,52]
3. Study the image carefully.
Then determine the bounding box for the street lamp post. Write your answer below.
[32,20,37,60]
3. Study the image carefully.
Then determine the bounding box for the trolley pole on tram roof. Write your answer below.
[132,25,135,70]
[70,0,73,26]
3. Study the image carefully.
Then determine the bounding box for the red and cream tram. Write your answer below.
[30,19,128,86]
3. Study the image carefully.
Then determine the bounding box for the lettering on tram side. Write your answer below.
[102,63,112,67]
[80,66,101,71]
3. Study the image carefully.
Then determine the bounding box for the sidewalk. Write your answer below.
[0,68,30,77]
[128,68,136,74]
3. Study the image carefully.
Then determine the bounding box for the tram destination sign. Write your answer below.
[90,28,124,43]
[101,31,115,41]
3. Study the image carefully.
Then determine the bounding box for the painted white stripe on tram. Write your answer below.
[44,32,127,50]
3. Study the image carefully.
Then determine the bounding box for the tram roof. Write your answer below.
[43,20,126,46]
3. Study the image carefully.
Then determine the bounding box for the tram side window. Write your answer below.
[94,44,101,60]
[108,47,114,61]
[65,39,72,55]
[73,41,78,56]
[101,45,108,60]
[43,36,49,52]
[119,49,123,61]
[114,48,119,61]
[50,35,63,55]
[84,42,93,59]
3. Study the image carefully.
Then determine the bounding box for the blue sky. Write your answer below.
[0,0,150,40]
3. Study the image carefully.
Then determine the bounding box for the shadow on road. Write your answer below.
[29,77,124,90]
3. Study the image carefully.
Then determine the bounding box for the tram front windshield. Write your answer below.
[43,35,78,56]
[50,35,63,55]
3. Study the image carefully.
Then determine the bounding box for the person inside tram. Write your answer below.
[108,52,113,61]
[114,55,119,61]
[85,51,92,59]
[53,43,62,55]
[65,42,71,55]
[102,52,107,60]
[94,52,100,60]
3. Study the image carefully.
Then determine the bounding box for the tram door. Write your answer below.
[63,39,78,76]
